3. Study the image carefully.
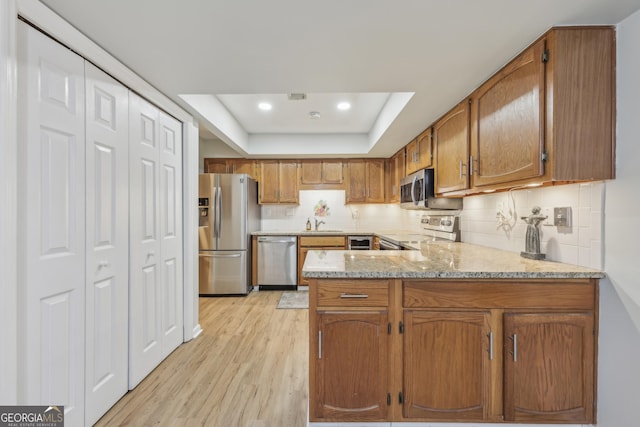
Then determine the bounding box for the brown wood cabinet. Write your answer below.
[309,278,599,424]
[403,310,491,421]
[345,159,385,204]
[299,160,344,189]
[310,279,390,422]
[434,100,471,195]
[405,128,433,175]
[203,158,259,180]
[503,312,594,423]
[385,149,405,203]
[258,160,298,204]
[470,39,545,188]
[448,26,615,195]
[297,236,346,286]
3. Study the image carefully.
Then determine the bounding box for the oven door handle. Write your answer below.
[411,175,419,206]
[379,240,401,250]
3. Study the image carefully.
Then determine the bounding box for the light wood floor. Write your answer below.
[95,291,309,426]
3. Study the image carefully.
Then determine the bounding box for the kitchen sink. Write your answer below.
[302,229,343,233]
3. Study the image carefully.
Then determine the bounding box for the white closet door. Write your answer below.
[17,22,86,425]
[158,111,183,357]
[84,62,129,425]
[128,92,162,388]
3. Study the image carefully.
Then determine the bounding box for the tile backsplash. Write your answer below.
[260,183,604,269]
[461,182,604,269]
[260,190,416,233]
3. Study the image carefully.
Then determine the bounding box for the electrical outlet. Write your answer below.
[554,207,572,227]
[541,207,553,226]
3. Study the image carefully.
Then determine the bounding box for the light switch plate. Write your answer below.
[554,207,572,227]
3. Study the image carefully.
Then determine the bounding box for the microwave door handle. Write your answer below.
[411,175,419,206]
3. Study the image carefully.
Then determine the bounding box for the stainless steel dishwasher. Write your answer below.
[257,235,297,290]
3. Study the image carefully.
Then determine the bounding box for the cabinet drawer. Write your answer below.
[403,280,596,310]
[317,280,389,307]
[300,236,346,247]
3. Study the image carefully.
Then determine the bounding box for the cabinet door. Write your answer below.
[366,159,386,203]
[313,311,389,421]
[230,159,257,180]
[503,312,595,423]
[346,160,367,203]
[278,161,299,203]
[471,39,545,187]
[416,128,433,170]
[322,160,344,184]
[405,139,418,175]
[403,311,491,421]
[434,100,470,194]
[386,150,404,203]
[300,160,323,184]
[258,160,279,203]
[203,158,228,173]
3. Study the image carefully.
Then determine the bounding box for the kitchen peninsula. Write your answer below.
[303,242,604,425]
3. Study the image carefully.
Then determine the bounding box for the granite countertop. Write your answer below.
[302,241,605,280]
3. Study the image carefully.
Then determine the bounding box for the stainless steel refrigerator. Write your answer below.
[198,173,260,295]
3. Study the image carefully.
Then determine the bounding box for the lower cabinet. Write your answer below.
[309,278,599,424]
[403,310,491,421]
[314,311,389,421]
[298,236,346,286]
[503,312,595,423]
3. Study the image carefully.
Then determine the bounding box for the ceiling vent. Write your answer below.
[288,93,307,101]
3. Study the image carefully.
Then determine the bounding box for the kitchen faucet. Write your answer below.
[315,218,325,231]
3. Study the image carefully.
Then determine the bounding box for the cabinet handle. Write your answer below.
[469,155,474,176]
[510,334,518,362]
[488,331,494,360]
[318,331,322,359]
[459,160,464,179]
[340,293,369,299]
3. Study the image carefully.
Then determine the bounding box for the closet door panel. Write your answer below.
[159,111,183,357]
[129,93,162,389]
[84,62,129,425]
[17,22,86,426]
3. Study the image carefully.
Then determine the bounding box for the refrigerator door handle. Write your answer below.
[217,185,223,241]
[199,252,242,258]
[212,185,218,239]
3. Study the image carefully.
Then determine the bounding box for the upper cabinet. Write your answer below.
[434,100,471,195]
[405,128,433,175]
[469,39,546,188]
[345,159,385,204]
[258,160,299,204]
[299,160,344,188]
[203,158,258,181]
[440,26,615,195]
[386,149,405,203]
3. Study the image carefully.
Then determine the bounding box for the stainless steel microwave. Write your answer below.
[400,169,463,210]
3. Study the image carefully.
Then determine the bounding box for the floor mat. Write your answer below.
[276,290,309,309]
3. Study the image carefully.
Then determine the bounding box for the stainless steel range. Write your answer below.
[420,214,461,242]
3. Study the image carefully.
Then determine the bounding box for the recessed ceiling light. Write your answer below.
[337,102,351,111]
[309,111,321,119]
[258,102,272,111]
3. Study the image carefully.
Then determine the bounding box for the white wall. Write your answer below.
[595,9,640,427]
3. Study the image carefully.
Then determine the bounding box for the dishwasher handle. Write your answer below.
[258,237,296,244]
